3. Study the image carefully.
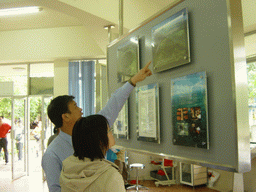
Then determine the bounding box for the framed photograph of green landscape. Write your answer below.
[117,37,140,82]
[152,8,190,73]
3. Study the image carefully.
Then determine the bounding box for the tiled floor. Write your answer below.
[0,151,48,192]
[0,162,48,192]
[0,171,48,192]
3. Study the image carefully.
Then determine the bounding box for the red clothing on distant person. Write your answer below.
[0,123,11,138]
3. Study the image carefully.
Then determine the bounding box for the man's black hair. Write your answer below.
[47,95,75,128]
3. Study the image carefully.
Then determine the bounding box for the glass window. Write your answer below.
[0,64,27,95]
[247,60,256,148]
[29,63,54,95]
[69,60,95,116]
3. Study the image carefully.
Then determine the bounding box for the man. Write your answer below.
[15,119,24,161]
[0,116,11,165]
[42,61,152,192]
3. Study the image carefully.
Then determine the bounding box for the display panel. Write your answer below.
[107,0,247,172]
[152,8,190,73]
[171,72,209,149]
[113,101,129,139]
[136,83,160,143]
[117,37,140,82]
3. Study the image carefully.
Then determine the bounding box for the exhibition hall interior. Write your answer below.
[0,0,256,191]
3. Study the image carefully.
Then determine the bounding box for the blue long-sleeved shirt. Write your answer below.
[42,82,134,192]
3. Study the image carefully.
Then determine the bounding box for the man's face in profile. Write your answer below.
[67,100,83,124]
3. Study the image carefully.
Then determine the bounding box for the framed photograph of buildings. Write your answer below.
[136,83,160,143]
[151,8,190,73]
[117,37,140,82]
[113,101,129,139]
[171,71,209,149]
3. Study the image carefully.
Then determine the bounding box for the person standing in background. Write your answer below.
[0,116,11,165]
[15,119,24,161]
[47,126,60,146]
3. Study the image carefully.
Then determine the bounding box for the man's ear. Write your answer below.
[62,113,70,122]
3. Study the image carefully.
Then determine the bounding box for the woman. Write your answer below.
[60,114,126,192]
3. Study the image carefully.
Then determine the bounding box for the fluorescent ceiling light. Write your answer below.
[12,67,26,72]
[0,6,42,16]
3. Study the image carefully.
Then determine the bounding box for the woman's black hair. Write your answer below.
[72,114,109,161]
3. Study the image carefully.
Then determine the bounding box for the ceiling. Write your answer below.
[0,6,82,31]
[0,0,175,32]
[0,0,255,60]
[0,0,255,31]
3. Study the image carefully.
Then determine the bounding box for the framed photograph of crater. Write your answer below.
[152,8,190,73]
[117,37,140,82]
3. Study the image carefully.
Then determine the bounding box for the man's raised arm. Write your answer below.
[98,61,152,127]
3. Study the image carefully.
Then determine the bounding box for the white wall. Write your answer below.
[54,59,69,96]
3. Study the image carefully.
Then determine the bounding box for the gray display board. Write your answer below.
[107,0,250,172]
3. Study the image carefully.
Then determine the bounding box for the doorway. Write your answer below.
[0,96,53,181]
[0,97,28,181]
[28,96,53,179]
[0,63,54,181]
[12,97,27,180]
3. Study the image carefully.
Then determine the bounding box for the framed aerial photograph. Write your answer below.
[113,101,129,139]
[151,8,190,73]
[117,37,140,82]
[171,72,209,149]
[136,83,160,143]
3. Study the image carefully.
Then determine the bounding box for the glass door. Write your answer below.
[12,97,27,180]
[180,162,192,184]
[41,96,53,180]
[0,97,12,178]
[28,96,42,176]
[41,96,53,153]
[28,96,53,181]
